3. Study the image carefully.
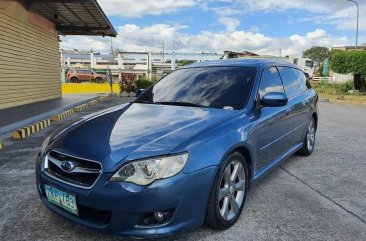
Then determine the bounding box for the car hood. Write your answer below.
[49,103,239,172]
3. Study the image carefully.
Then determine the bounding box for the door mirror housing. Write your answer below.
[261,92,288,107]
[135,89,146,98]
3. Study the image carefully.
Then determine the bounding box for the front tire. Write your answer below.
[95,77,103,83]
[205,152,249,230]
[298,117,316,156]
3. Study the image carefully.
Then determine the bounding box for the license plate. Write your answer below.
[45,185,78,216]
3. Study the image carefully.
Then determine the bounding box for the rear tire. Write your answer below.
[297,117,316,156]
[205,152,249,230]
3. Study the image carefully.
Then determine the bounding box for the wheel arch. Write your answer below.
[231,146,253,182]
[312,112,318,130]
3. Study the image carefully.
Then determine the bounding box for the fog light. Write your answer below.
[141,210,174,226]
[154,211,164,223]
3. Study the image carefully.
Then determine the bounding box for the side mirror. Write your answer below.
[135,89,146,98]
[261,92,288,107]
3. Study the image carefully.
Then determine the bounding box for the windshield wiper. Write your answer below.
[155,101,206,108]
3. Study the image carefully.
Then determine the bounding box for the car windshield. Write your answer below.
[136,67,256,110]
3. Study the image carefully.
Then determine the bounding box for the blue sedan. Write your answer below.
[36,59,318,237]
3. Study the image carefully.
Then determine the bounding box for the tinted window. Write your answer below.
[305,60,313,68]
[137,67,256,110]
[76,69,84,74]
[258,67,284,99]
[277,67,307,98]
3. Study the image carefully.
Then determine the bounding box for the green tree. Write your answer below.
[178,60,195,66]
[331,51,366,91]
[303,46,331,65]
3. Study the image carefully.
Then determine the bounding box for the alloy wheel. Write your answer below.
[218,160,246,221]
[307,119,315,151]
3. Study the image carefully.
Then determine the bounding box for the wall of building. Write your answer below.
[0,1,61,109]
[330,71,354,83]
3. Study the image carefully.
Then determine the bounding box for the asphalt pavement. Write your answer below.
[0,99,365,241]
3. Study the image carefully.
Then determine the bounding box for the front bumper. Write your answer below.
[35,155,217,238]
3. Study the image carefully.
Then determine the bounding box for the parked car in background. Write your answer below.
[36,59,318,238]
[67,69,107,83]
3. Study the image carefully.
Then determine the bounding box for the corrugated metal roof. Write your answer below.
[29,0,116,37]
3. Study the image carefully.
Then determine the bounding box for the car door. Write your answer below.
[84,70,94,81]
[253,67,293,172]
[76,69,86,81]
[277,67,311,144]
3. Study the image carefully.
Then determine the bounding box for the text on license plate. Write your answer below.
[45,185,78,216]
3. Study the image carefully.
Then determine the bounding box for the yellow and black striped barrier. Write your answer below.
[73,103,89,113]
[98,96,110,102]
[88,99,99,106]
[12,119,51,140]
[52,109,74,122]
[11,96,113,141]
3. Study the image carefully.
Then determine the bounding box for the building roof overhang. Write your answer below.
[28,0,116,37]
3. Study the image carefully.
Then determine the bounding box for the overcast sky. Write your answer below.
[60,0,366,56]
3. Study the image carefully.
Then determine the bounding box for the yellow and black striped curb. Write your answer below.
[88,99,99,106]
[12,119,51,140]
[10,97,113,142]
[73,103,89,113]
[0,139,3,150]
[97,96,110,102]
[52,109,74,122]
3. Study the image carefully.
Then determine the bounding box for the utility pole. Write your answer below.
[162,41,165,62]
[347,0,359,90]
[347,0,359,50]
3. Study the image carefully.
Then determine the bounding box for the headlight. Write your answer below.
[110,153,189,185]
[41,135,51,155]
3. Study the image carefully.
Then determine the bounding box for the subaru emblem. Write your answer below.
[61,161,75,172]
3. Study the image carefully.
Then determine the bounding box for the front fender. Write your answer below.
[177,114,256,174]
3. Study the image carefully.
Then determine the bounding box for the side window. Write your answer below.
[76,69,83,74]
[277,67,307,98]
[258,67,284,99]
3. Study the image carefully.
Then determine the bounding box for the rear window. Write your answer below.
[277,67,307,98]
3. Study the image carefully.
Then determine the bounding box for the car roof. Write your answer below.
[182,58,299,69]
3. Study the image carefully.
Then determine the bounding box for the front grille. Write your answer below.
[44,151,102,189]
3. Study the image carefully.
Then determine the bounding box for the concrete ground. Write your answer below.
[0,99,365,241]
[0,94,101,136]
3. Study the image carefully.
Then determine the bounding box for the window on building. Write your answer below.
[305,60,314,68]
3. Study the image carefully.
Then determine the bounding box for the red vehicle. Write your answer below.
[67,69,107,83]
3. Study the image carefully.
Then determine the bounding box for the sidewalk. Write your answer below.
[0,94,102,137]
